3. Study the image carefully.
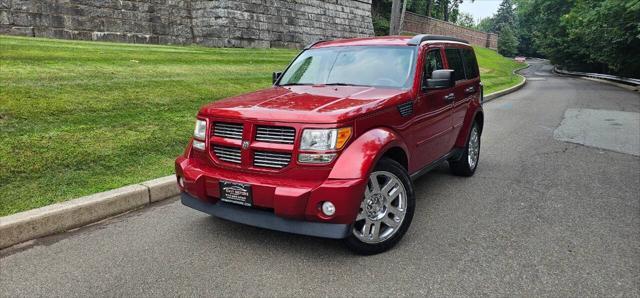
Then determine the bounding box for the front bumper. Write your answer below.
[176,155,367,224]
[181,192,351,239]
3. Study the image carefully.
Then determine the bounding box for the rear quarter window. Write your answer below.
[462,49,480,79]
[444,48,466,81]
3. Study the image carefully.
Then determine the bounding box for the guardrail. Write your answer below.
[554,67,640,86]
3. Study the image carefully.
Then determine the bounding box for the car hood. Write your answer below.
[199,85,410,123]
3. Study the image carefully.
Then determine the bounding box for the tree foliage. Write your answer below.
[514,0,640,77]
[493,0,516,33]
[455,12,476,28]
[372,0,473,35]
[498,26,519,57]
[476,17,495,33]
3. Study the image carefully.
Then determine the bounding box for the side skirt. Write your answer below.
[409,148,464,181]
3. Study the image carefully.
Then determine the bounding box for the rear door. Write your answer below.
[444,47,478,148]
[461,47,481,104]
[413,47,454,167]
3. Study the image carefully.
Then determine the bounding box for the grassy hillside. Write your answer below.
[0,36,524,215]
[474,46,525,94]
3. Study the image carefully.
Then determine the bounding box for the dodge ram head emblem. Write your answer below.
[242,140,249,149]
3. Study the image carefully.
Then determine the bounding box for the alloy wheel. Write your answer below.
[468,126,480,169]
[352,170,408,244]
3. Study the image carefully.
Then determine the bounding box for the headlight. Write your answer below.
[193,119,207,140]
[300,127,352,151]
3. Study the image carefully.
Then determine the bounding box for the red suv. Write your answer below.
[176,35,483,254]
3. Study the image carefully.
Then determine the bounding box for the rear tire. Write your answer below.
[450,122,481,177]
[345,158,415,255]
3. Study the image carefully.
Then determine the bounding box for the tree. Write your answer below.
[426,0,433,16]
[498,26,519,57]
[562,0,640,76]
[455,12,476,29]
[476,17,495,33]
[512,0,639,76]
[493,0,516,33]
[372,0,478,35]
[389,0,403,34]
[433,0,466,22]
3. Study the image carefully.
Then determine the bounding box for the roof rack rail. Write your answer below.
[407,34,469,46]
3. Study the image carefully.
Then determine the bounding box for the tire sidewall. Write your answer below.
[467,123,480,173]
[450,121,481,176]
[345,158,415,255]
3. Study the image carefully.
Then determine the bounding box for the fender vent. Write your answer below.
[397,101,413,117]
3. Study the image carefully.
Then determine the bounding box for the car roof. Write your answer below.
[310,35,470,49]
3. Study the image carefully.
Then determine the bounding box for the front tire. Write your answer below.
[345,158,415,255]
[450,122,481,177]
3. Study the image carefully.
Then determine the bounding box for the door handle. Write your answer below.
[444,93,455,103]
[465,86,476,94]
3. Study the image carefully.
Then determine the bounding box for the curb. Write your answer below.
[0,175,179,249]
[483,64,529,103]
[0,64,532,250]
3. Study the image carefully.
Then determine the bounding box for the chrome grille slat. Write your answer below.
[254,163,287,168]
[255,152,291,158]
[253,151,291,169]
[254,155,290,161]
[255,126,295,144]
[213,122,243,139]
[213,146,241,164]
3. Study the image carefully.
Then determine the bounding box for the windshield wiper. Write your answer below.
[324,83,371,87]
[279,83,313,86]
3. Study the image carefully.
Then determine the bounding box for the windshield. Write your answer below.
[278,46,416,89]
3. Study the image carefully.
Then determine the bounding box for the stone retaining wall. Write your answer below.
[0,0,374,48]
[402,12,497,49]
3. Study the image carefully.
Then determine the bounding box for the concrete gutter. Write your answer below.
[483,64,529,103]
[0,176,178,249]
[0,65,532,250]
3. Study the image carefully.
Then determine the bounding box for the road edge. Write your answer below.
[0,64,532,250]
[0,176,178,249]
[553,68,639,92]
[483,64,530,103]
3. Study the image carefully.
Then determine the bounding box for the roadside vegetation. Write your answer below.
[477,0,638,77]
[373,0,639,77]
[0,35,523,216]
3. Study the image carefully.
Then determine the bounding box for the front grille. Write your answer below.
[213,122,243,139]
[213,146,241,164]
[255,126,296,144]
[253,151,291,169]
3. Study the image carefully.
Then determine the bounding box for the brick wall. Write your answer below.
[0,0,374,48]
[401,12,497,49]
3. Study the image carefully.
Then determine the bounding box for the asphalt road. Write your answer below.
[2,60,639,297]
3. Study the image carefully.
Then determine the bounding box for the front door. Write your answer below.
[412,48,454,167]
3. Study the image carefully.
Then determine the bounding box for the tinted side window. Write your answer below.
[445,49,466,81]
[423,49,444,79]
[462,49,479,79]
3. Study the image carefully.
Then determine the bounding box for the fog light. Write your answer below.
[192,139,205,151]
[298,153,336,164]
[321,201,336,216]
[177,176,184,188]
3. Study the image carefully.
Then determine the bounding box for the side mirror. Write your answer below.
[424,69,455,90]
[272,71,282,84]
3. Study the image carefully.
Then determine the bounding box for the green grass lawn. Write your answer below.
[474,46,526,94]
[0,35,524,216]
